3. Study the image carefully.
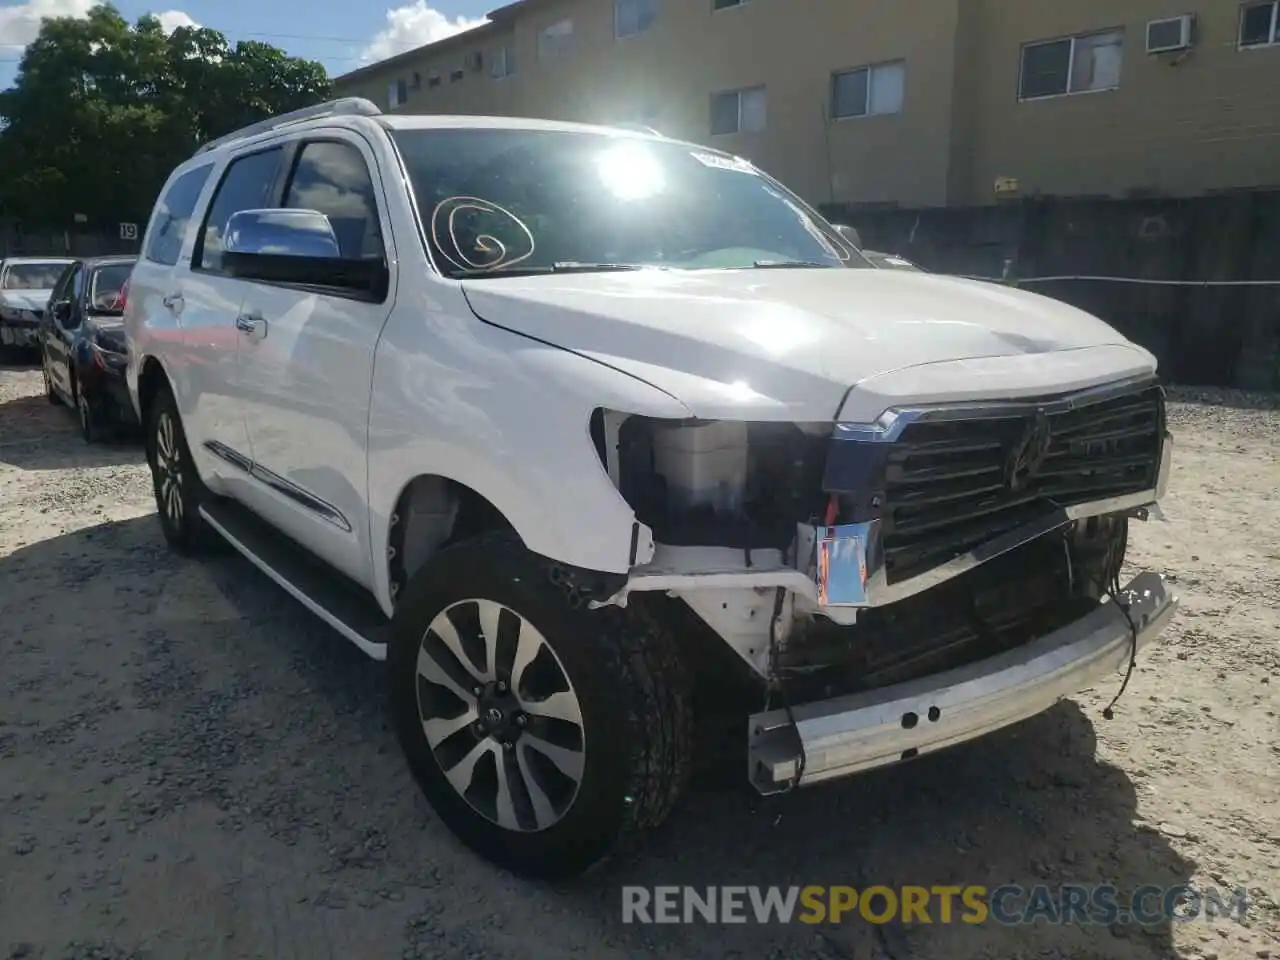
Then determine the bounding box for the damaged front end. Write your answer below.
[590,375,1178,794]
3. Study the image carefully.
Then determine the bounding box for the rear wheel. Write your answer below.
[77,389,99,443]
[146,384,215,553]
[387,532,693,879]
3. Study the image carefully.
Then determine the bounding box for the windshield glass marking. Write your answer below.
[689,151,757,174]
[392,128,863,279]
[430,195,536,274]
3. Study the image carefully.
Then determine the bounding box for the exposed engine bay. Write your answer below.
[592,384,1161,698]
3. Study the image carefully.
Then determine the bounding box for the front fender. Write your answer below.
[366,303,691,615]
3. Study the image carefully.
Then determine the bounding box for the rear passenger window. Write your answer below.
[283,141,384,260]
[196,147,284,273]
[144,164,213,266]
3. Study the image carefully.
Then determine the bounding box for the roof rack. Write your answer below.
[194,97,383,155]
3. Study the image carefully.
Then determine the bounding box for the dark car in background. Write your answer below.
[39,255,137,442]
[0,257,75,359]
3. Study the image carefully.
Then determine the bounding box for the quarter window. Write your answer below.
[1019,30,1123,100]
[710,86,766,135]
[143,164,213,266]
[831,60,906,119]
[282,141,384,261]
[195,147,284,273]
[1240,1,1280,46]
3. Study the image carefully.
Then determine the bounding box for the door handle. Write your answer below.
[162,293,184,311]
[235,313,268,339]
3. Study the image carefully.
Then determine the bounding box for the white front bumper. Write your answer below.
[747,570,1177,794]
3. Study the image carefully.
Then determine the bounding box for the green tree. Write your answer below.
[0,4,330,227]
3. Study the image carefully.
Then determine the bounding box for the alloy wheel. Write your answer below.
[154,410,184,527]
[415,598,586,833]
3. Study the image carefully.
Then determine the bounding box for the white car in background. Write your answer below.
[124,99,1177,879]
[0,257,74,358]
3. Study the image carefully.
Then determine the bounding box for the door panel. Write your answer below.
[43,264,78,397]
[233,135,395,588]
[181,146,286,483]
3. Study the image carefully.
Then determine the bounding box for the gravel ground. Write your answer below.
[0,362,1277,960]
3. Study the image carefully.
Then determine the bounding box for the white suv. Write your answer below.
[126,98,1177,879]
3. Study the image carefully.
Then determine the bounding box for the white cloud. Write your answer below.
[361,2,487,63]
[0,0,198,51]
[155,10,199,33]
[0,0,94,50]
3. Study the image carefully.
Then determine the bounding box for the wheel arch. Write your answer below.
[136,354,171,437]
[385,474,519,607]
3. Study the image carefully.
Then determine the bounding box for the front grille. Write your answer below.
[880,383,1163,583]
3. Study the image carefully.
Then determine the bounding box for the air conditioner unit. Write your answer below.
[465,51,484,71]
[1146,14,1194,54]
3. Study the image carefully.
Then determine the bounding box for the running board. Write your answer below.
[198,498,391,660]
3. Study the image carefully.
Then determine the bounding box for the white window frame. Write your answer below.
[1018,29,1124,102]
[538,18,574,60]
[830,60,906,120]
[491,42,514,79]
[616,0,657,38]
[1239,0,1280,48]
[387,78,407,108]
[710,86,766,136]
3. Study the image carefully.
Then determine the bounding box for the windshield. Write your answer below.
[89,263,134,312]
[390,128,863,277]
[1,262,69,290]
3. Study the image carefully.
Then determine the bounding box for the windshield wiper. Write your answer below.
[752,260,836,269]
[451,261,651,279]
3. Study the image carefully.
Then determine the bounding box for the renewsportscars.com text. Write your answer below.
[621,884,1250,926]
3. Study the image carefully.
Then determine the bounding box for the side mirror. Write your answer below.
[221,208,388,300]
[51,299,72,324]
[832,224,862,248]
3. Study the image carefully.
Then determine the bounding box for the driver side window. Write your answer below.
[52,266,83,329]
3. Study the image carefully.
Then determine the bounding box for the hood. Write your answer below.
[0,290,52,313]
[460,268,1155,421]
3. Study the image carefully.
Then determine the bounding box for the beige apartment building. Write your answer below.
[334,0,1280,209]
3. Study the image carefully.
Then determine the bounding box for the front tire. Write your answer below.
[146,384,215,554]
[43,360,60,405]
[387,532,693,879]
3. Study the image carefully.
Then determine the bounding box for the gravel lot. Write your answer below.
[1,362,1277,960]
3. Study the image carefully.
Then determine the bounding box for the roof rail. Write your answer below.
[194,97,383,155]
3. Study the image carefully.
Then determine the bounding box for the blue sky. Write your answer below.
[0,0,494,89]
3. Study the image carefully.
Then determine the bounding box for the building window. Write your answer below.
[616,0,657,38]
[1019,29,1123,100]
[410,71,422,90]
[427,73,441,88]
[713,0,744,9]
[450,68,464,82]
[831,60,905,119]
[538,18,573,59]
[710,86,766,135]
[388,78,408,108]
[491,42,515,78]
[1240,1,1280,46]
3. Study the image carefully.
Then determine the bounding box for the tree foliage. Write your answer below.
[0,5,331,226]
